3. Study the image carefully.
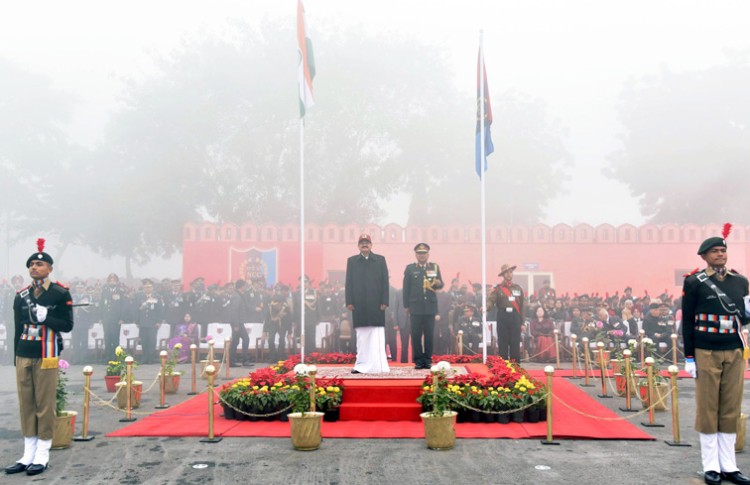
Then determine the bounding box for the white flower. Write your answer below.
[627,339,637,346]
[436,361,451,372]
[642,338,653,345]
[293,363,309,375]
[307,365,317,373]
[430,365,439,373]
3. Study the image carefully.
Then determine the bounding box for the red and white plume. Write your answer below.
[722,223,732,239]
[36,238,46,253]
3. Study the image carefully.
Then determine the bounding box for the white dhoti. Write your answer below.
[353,326,390,374]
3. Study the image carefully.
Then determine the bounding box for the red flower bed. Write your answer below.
[431,354,483,364]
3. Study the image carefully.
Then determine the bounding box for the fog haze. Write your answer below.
[1,0,749,279]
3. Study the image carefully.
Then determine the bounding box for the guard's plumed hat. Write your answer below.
[26,238,53,268]
[414,242,430,253]
[697,223,732,255]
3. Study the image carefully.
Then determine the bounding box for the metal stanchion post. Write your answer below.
[541,365,559,445]
[188,344,198,395]
[619,349,637,412]
[208,341,215,367]
[553,329,561,368]
[665,365,690,446]
[157,350,169,409]
[458,331,463,356]
[120,356,136,422]
[596,341,611,398]
[309,365,318,413]
[641,357,664,428]
[568,334,580,379]
[639,329,646,368]
[671,334,678,367]
[224,337,231,375]
[200,364,222,443]
[580,337,593,387]
[74,366,95,441]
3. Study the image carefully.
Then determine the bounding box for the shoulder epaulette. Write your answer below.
[683,268,700,278]
[16,285,30,294]
[54,280,69,289]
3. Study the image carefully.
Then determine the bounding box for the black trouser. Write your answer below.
[230,323,249,363]
[140,325,157,364]
[399,321,412,362]
[411,314,435,368]
[104,318,120,363]
[497,312,522,362]
[266,325,285,363]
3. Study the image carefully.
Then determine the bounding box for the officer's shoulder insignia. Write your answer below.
[683,268,700,278]
[16,285,31,294]
[54,280,69,290]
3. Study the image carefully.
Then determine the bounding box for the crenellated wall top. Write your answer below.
[183,222,749,245]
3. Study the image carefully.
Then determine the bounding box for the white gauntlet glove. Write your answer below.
[35,305,48,323]
[684,358,697,378]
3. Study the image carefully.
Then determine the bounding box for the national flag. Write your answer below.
[475,50,494,176]
[297,0,315,118]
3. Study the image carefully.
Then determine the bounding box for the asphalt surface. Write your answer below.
[0,357,747,485]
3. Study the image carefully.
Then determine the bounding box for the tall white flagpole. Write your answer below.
[300,119,306,364]
[479,30,488,365]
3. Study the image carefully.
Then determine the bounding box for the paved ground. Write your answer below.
[0,358,747,485]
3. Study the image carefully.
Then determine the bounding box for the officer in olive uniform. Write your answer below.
[682,228,750,485]
[490,264,525,362]
[402,243,443,369]
[6,240,73,476]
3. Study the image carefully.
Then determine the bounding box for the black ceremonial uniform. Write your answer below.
[492,281,525,361]
[402,261,443,368]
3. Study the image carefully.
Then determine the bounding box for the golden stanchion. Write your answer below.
[74,366,95,441]
[458,330,464,356]
[596,342,611,399]
[188,344,198,395]
[670,333,678,366]
[744,329,749,371]
[618,349,637,412]
[208,341,215,366]
[641,357,664,428]
[224,338,232,380]
[580,337,593,387]
[541,365,559,445]
[120,356,136,422]
[639,329,646,368]
[156,350,169,409]
[569,334,580,379]
[309,365,318,413]
[553,329,561,368]
[200,364,222,443]
[665,365,691,446]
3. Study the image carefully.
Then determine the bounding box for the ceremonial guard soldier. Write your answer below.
[164,279,187,328]
[100,273,128,360]
[402,243,443,369]
[490,264,525,361]
[682,225,750,485]
[6,239,73,476]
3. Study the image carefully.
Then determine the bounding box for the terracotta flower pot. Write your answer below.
[51,411,78,450]
[161,373,181,394]
[639,382,668,411]
[288,412,324,451]
[420,411,457,450]
[105,375,121,393]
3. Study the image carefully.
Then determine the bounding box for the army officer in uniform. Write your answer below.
[402,243,443,370]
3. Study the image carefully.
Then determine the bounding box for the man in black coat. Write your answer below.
[345,234,390,374]
[402,243,444,369]
[134,279,165,365]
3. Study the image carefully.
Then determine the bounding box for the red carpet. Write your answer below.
[107,373,654,440]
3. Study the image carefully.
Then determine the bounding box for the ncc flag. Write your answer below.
[475,51,494,176]
[297,0,315,118]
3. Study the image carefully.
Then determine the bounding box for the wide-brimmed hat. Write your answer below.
[498,264,516,276]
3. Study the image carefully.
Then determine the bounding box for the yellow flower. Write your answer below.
[174,343,182,349]
[491,391,498,396]
[423,386,430,391]
[333,387,340,393]
[108,361,118,366]
[291,385,299,391]
[252,386,259,391]
[115,346,124,356]
[274,382,283,387]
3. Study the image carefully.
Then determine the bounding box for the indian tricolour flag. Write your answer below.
[297,0,315,118]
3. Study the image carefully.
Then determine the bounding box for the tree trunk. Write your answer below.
[125,254,133,280]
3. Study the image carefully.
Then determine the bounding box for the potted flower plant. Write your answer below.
[105,345,130,392]
[161,343,183,394]
[419,361,457,450]
[115,355,142,410]
[316,378,344,422]
[287,363,324,451]
[51,359,77,449]
[637,353,669,411]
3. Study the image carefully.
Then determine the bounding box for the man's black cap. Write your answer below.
[697,236,726,255]
[26,238,53,268]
